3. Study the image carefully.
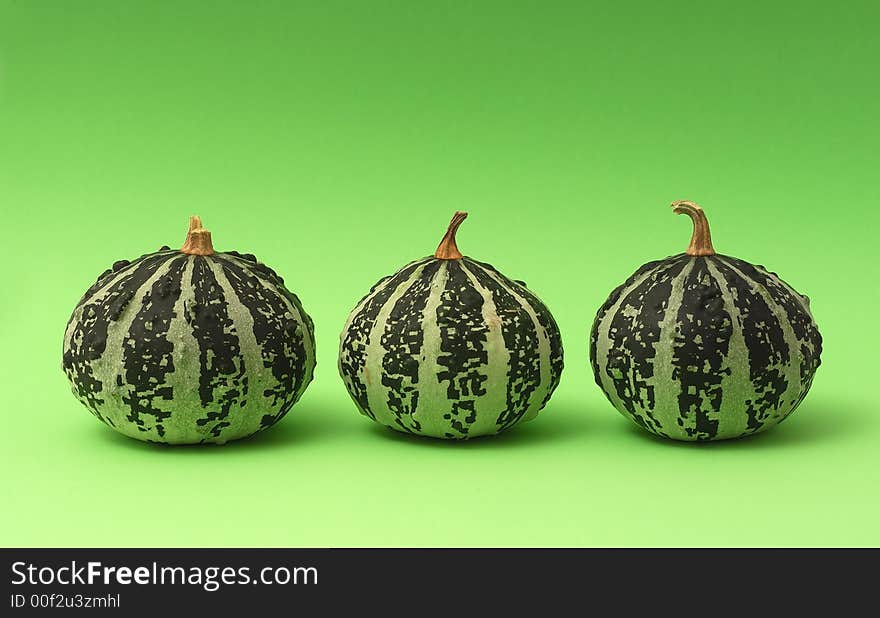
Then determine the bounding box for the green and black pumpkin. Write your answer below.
[339,212,564,439]
[590,201,822,441]
[62,217,316,445]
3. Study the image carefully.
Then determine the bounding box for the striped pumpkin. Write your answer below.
[339,212,564,439]
[590,201,822,441]
[62,217,316,445]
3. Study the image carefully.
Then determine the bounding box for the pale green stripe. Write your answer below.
[645,259,695,434]
[92,257,179,435]
[339,257,432,336]
[157,257,206,443]
[759,267,820,358]
[594,262,670,419]
[216,254,316,402]
[459,263,509,435]
[717,257,803,423]
[476,264,551,424]
[206,259,269,441]
[705,258,752,438]
[63,254,174,352]
[80,253,171,303]
[759,267,812,315]
[411,262,450,435]
[364,262,431,429]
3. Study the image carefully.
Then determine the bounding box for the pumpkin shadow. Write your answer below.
[365,407,594,448]
[93,405,331,452]
[620,399,863,449]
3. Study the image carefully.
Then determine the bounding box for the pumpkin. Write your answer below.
[338,212,564,439]
[589,200,822,441]
[62,217,316,445]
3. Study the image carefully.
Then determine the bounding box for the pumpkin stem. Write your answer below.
[434,211,468,260]
[672,200,715,256]
[180,215,215,256]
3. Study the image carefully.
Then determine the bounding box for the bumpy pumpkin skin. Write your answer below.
[339,256,564,439]
[590,253,822,441]
[62,248,316,445]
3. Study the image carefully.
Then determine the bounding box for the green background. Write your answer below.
[1,1,877,547]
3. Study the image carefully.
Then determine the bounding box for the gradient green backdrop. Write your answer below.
[2,2,877,547]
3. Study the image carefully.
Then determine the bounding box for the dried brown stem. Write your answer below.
[434,211,468,260]
[671,200,715,256]
[180,215,215,256]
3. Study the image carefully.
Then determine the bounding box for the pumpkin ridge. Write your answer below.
[641,258,695,436]
[216,255,311,423]
[65,252,169,353]
[592,256,689,432]
[206,258,274,437]
[673,257,740,439]
[433,260,490,438]
[412,261,449,435]
[338,258,430,421]
[709,257,790,435]
[379,260,442,434]
[589,257,670,390]
[702,258,753,437]
[503,273,564,412]
[228,255,316,404]
[461,256,564,408]
[118,256,189,440]
[222,251,316,343]
[456,260,511,436]
[714,256,812,429]
[341,257,434,336]
[362,262,432,427]
[725,257,822,381]
[462,259,545,429]
[63,252,172,417]
[607,257,692,435]
[181,256,247,441]
[91,256,182,433]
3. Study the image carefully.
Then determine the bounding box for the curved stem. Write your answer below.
[671,200,715,256]
[434,211,468,259]
[180,215,215,256]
